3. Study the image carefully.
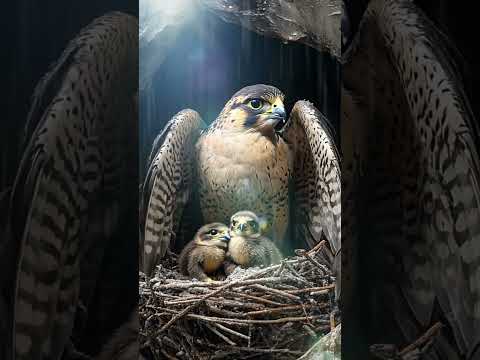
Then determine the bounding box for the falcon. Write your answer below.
[140,84,341,279]
[227,210,283,268]
[178,223,230,282]
[341,0,480,358]
[0,12,138,360]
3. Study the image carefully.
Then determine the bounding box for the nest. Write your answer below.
[139,241,340,360]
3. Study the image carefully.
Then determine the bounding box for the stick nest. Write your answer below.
[139,241,340,359]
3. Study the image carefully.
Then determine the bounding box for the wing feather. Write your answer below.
[282,101,341,255]
[140,110,204,276]
[2,12,138,360]
[343,0,480,356]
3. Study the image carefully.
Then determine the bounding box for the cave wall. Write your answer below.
[139,6,340,179]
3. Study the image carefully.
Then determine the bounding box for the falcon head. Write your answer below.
[194,223,231,249]
[229,211,269,238]
[217,84,286,136]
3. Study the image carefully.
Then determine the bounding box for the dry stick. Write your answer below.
[398,322,443,357]
[166,297,259,309]
[207,304,246,318]
[206,344,304,355]
[187,313,324,325]
[252,284,302,302]
[307,240,327,255]
[155,281,220,290]
[246,304,316,317]
[229,291,283,306]
[296,249,330,273]
[287,285,335,294]
[158,276,283,332]
[215,323,251,341]
[206,323,237,346]
[310,290,330,296]
[274,260,286,277]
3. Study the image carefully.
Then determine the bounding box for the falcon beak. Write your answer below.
[239,223,246,231]
[271,104,286,119]
[265,98,286,128]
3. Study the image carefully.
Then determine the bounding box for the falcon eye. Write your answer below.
[250,221,258,231]
[232,220,237,226]
[248,99,263,110]
[209,229,218,235]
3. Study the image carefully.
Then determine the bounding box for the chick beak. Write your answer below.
[239,223,246,231]
[222,234,231,242]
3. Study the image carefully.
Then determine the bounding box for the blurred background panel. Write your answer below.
[0,2,139,358]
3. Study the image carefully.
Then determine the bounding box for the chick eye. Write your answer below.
[232,220,237,226]
[250,221,258,231]
[209,229,218,235]
[248,99,263,110]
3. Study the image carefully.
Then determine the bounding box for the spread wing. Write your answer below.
[140,110,205,276]
[342,0,480,357]
[282,100,341,257]
[1,12,138,360]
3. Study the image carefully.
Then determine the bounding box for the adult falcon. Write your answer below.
[140,84,341,278]
[342,0,480,359]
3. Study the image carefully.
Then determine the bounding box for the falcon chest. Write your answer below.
[196,130,290,221]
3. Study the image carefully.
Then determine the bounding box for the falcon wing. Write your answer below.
[2,12,138,360]
[342,0,480,357]
[282,101,341,256]
[140,110,205,276]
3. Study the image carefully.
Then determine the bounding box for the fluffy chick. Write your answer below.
[178,223,230,282]
[227,211,282,268]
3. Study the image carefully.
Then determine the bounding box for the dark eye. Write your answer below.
[209,229,218,235]
[232,220,237,226]
[248,99,263,110]
[250,221,258,231]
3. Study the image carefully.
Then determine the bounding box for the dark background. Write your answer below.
[0,1,137,191]
[139,6,341,179]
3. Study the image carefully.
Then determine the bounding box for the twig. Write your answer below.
[251,284,302,302]
[215,323,250,341]
[398,322,443,356]
[158,277,283,332]
[307,240,327,255]
[228,291,283,306]
[246,304,316,317]
[296,249,330,274]
[206,323,237,345]
[287,285,335,294]
[205,343,304,355]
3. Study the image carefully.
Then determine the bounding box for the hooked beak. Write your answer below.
[271,105,286,120]
[265,100,286,129]
[239,223,246,231]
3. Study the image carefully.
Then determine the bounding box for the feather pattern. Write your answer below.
[282,100,341,254]
[2,12,138,360]
[342,0,480,357]
[140,110,204,276]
